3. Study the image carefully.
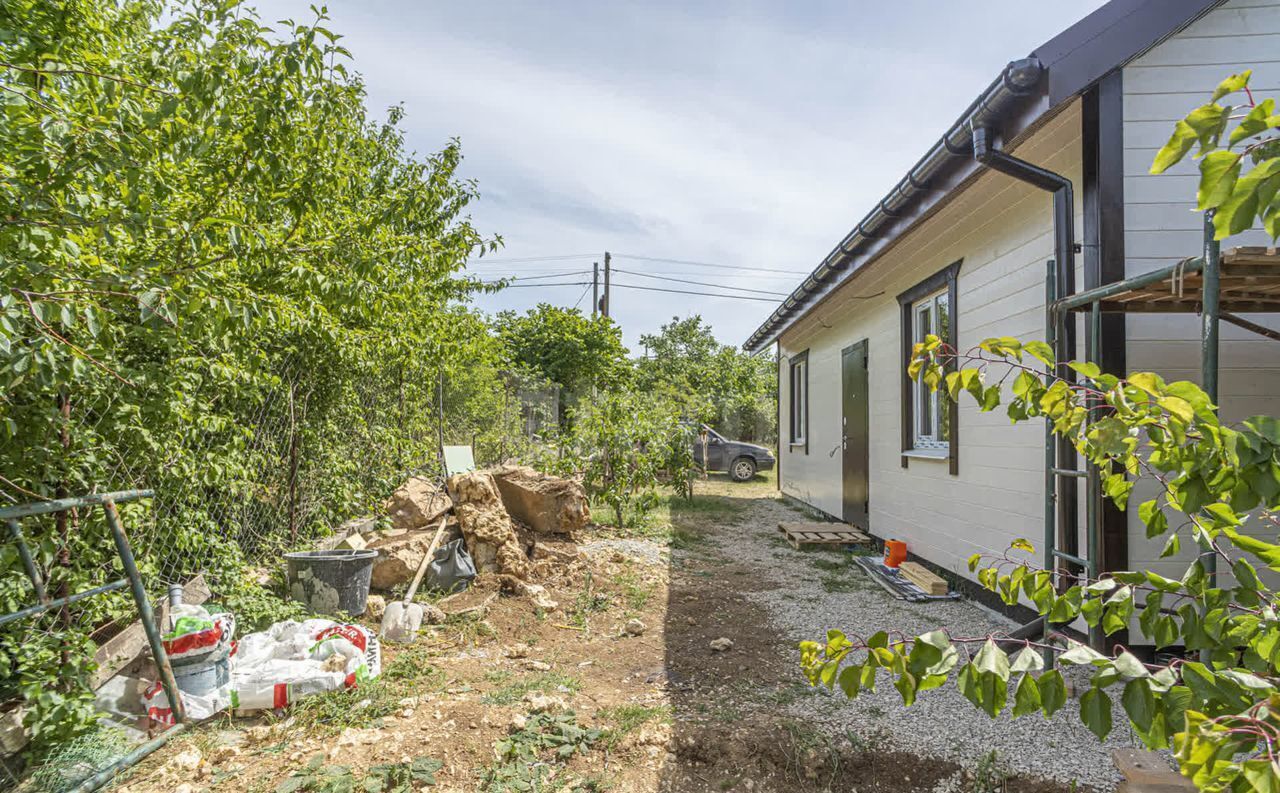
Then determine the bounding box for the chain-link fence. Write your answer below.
[0,354,557,770]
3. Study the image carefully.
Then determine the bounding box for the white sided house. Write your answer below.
[745,0,1280,624]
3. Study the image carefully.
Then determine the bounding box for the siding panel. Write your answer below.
[1122,0,1280,635]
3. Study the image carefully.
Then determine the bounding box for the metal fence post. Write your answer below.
[102,497,187,724]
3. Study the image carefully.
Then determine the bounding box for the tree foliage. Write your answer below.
[494,304,629,416]
[1,0,507,752]
[804,72,1280,792]
[635,316,776,443]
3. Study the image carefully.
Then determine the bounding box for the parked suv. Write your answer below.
[692,425,775,482]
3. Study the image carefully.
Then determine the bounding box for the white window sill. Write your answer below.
[789,441,806,448]
[904,448,949,460]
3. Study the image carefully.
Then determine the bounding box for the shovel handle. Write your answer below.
[404,514,448,604]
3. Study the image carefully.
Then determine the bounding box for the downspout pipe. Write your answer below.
[971,126,1082,576]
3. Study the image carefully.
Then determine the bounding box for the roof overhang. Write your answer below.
[743,0,1225,353]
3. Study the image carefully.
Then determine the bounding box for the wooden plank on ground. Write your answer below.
[898,562,948,595]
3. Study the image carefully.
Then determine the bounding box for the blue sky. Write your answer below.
[257,0,1107,351]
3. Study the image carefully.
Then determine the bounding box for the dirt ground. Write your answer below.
[114,474,1089,793]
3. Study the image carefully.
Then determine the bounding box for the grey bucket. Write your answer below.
[172,644,231,697]
[284,548,378,616]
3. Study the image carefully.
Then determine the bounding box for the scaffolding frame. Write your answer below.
[1041,211,1280,655]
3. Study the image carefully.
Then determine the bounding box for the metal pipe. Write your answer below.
[1222,312,1280,343]
[975,127,1080,578]
[0,489,153,520]
[69,723,187,793]
[1086,301,1103,650]
[6,518,47,603]
[1200,212,1220,663]
[103,497,186,724]
[1043,260,1058,667]
[0,579,129,627]
[1052,549,1089,568]
[1055,257,1205,312]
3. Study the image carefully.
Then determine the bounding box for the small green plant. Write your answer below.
[483,672,582,706]
[481,712,602,792]
[598,703,671,749]
[971,750,1007,793]
[274,754,442,792]
[569,571,612,629]
[612,569,651,612]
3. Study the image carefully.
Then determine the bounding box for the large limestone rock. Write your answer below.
[384,476,451,531]
[489,465,590,536]
[369,529,438,590]
[448,471,530,579]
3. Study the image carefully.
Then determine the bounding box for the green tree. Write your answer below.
[802,72,1280,792]
[635,316,776,443]
[1,0,504,751]
[493,303,629,416]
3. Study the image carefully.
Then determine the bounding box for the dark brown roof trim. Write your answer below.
[743,0,1223,353]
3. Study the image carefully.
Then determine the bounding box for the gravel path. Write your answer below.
[705,493,1134,792]
[581,538,668,566]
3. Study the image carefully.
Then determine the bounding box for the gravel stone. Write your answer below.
[581,538,666,566]
[706,496,1133,791]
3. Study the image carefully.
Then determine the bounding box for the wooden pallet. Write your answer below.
[777,521,871,549]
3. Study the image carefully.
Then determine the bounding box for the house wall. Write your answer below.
[777,102,1084,579]
[1122,0,1280,583]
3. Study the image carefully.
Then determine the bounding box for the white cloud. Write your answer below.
[254,0,1107,348]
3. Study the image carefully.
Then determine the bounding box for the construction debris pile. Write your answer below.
[340,464,592,619]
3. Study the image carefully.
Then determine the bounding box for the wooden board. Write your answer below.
[777,521,871,550]
[898,562,948,596]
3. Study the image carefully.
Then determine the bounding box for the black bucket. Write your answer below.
[284,548,378,616]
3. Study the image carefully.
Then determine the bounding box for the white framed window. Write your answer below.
[912,290,950,449]
[789,352,808,448]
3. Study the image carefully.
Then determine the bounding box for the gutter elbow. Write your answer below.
[972,126,995,164]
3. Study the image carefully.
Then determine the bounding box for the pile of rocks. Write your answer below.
[338,465,591,612]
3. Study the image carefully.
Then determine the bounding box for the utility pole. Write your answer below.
[592,262,599,318]
[602,251,611,318]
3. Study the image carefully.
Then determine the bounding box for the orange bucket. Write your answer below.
[883,540,907,568]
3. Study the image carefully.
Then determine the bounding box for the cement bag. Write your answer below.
[425,538,475,594]
[142,619,380,723]
[228,620,380,712]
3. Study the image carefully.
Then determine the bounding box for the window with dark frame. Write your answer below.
[788,351,808,452]
[912,290,950,449]
[898,260,962,474]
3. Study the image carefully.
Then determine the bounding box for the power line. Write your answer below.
[467,253,598,264]
[476,279,781,304]
[481,270,591,282]
[572,281,592,309]
[613,253,809,276]
[466,251,810,276]
[613,267,788,297]
[610,280,779,303]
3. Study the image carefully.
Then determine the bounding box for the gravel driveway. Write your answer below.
[698,485,1134,791]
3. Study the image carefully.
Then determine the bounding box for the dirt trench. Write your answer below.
[114,474,1088,793]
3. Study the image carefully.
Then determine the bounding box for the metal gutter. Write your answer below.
[743,58,1044,352]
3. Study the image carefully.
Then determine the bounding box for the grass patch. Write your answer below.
[807,552,874,593]
[612,568,651,612]
[482,672,582,706]
[598,703,671,749]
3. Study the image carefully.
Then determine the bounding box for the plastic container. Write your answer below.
[284,549,378,616]
[883,539,907,568]
[172,643,231,697]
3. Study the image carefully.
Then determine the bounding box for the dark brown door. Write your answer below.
[842,341,869,528]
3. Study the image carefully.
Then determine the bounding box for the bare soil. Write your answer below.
[115,474,1083,793]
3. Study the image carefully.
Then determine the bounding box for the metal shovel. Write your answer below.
[380,514,448,643]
